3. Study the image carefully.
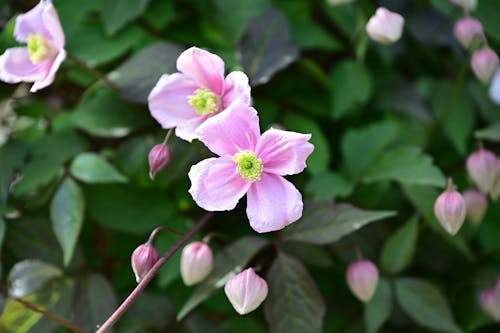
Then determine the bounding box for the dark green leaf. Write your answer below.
[0,141,26,207]
[70,153,127,184]
[143,0,174,30]
[264,253,325,333]
[100,0,151,35]
[177,236,269,320]
[380,217,419,274]
[306,172,353,200]
[476,0,500,43]
[50,178,85,266]
[282,201,395,244]
[475,122,500,142]
[291,22,341,51]
[7,260,62,298]
[364,278,392,333]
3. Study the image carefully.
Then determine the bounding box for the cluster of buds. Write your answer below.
[346,259,379,303]
[365,7,405,45]
[434,178,467,235]
[480,279,500,321]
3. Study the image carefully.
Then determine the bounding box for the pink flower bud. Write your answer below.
[454,17,483,49]
[471,48,499,84]
[224,268,268,315]
[450,0,477,11]
[131,243,159,283]
[148,143,171,180]
[180,241,213,286]
[346,260,379,303]
[434,179,466,235]
[480,288,500,321]
[463,190,488,225]
[490,69,500,105]
[466,148,498,194]
[365,7,405,45]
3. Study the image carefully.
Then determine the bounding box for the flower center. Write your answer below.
[27,33,50,65]
[188,88,220,115]
[233,151,263,182]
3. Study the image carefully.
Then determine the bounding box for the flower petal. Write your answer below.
[222,71,251,108]
[175,116,207,142]
[177,47,225,95]
[246,173,303,233]
[196,99,260,156]
[188,157,251,211]
[0,47,48,83]
[490,69,500,105]
[42,2,65,49]
[30,49,66,92]
[256,128,314,176]
[14,1,51,42]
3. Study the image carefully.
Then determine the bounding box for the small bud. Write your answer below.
[480,288,500,321]
[466,148,498,194]
[224,268,268,315]
[434,178,466,235]
[463,190,488,225]
[346,260,379,303]
[131,243,159,283]
[454,17,483,49]
[148,144,171,180]
[450,0,477,11]
[471,48,499,84]
[180,241,214,286]
[365,7,405,45]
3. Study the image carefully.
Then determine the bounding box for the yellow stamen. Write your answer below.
[27,33,49,65]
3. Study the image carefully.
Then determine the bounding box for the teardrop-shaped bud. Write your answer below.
[466,148,498,194]
[346,260,379,303]
[148,143,171,180]
[463,189,488,225]
[180,241,213,286]
[480,288,500,321]
[434,179,466,235]
[450,0,477,11]
[471,48,499,84]
[224,268,268,315]
[131,243,159,283]
[454,17,483,49]
[365,7,405,45]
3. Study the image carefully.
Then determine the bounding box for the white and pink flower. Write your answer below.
[188,99,314,233]
[148,47,251,142]
[0,0,66,92]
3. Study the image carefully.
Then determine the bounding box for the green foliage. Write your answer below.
[70,153,127,184]
[364,278,392,333]
[380,217,419,274]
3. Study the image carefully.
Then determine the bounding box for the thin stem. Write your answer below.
[447,177,454,191]
[66,54,120,91]
[162,128,174,145]
[147,225,185,244]
[96,212,214,333]
[0,283,85,333]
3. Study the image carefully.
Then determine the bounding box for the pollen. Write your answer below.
[233,151,263,182]
[27,33,49,65]
[188,88,220,115]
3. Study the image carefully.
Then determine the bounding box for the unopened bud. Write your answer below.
[180,241,213,286]
[224,268,268,315]
[490,69,500,105]
[466,148,498,194]
[463,190,488,225]
[131,243,159,283]
[434,178,466,235]
[471,48,499,84]
[454,17,483,49]
[346,260,379,303]
[148,144,171,180]
[480,286,500,321]
[365,7,405,45]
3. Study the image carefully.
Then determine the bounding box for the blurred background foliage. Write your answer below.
[0,0,500,332]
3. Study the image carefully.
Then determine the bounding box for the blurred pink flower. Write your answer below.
[0,0,66,92]
[188,99,314,233]
[346,260,379,303]
[365,7,405,45]
[453,17,483,49]
[148,47,251,142]
[480,279,500,321]
[471,48,499,84]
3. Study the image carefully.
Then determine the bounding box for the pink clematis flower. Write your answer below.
[148,47,251,142]
[188,99,314,233]
[0,0,66,92]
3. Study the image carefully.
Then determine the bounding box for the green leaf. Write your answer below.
[100,0,151,35]
[341,120,400,177]
[70,153,127,184]
[0,141,26,207]
[283,113,330,174]
[143,0,174,31]
[476,0,500,44]
[238,9,298,85]
[395,278,463,333]
[364,278,392,333]
[50,178,85,266]
[7,260,62,298]
[306,172,353,201]
[475,122,500,142]
[282,201,396,244]
[363,146,446,187]
[177,236,269,320]
[264,253,325,333]
[380,217,419,274]
[402,184,439,217]
[330,60,372,119]
[291,21,341,51]
[108,42,184,104]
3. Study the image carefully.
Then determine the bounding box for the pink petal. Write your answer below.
[256,128,314,176]
[246,173,303,233]
[0,47,48,83]
[222,71,251,108]
[14,1,51,43]
[188,157,251,211]
[177,47,225,95]
[196,99,260,156]
[30,49,66,92]
[41,2,65,49]
[175,116,207,142]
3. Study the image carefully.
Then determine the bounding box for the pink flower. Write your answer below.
[0,0,66,92]
[454,17,483,49]
[365,7,405,45]
[471,48,499,84]
[148,47,251,142]
[346,260,379,303]
[188,99,314,233]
